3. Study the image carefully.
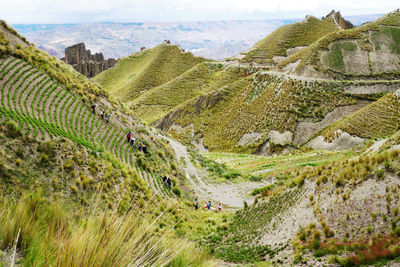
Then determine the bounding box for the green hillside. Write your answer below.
[93,44,207,102]
[4,10,400,267]
[154,71,360,153]
[322,90,400,141]
[242,16,339,64]
[278,10,400,79]
[130,63,244,124]
[0,21,219,266]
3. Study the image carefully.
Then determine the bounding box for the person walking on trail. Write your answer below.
[126,132,131,142]
[106,114,110,123]
[162,176,167,185]
[91,104,97,114]
[100,111,104,119]
[130,137,136,147]
[194,198,199,210]
[137,142,142,152]
[166,177,172,189]
[217,203,222,212]
[206,201,212,210]
[143,144,148,154]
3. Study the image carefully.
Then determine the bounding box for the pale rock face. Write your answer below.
[342,50,370,74]
[267,130,293,146]
[306,130,364,151]
[236,132,263,146]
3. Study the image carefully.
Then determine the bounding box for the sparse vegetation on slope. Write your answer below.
[242,16,339,64]
[156,71,358,153]
[93,43,207,102]
[130,62,243,124]
[322,90,400,140]
[279,10,400,79]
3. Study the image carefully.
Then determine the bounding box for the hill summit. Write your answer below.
[322,10,354,30]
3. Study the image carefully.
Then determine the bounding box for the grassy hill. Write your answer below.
[93,44,207,102]
[206,137,400,265]
[321,90,400,141]
[154,71,366,153]
[129,62,245,124]
[241,16,339,64]
[278,10,400,79]
[4,15,400,267]
[0,20,220,266]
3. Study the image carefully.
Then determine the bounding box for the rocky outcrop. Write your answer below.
[61,43,117,77]
[323,10,354,30]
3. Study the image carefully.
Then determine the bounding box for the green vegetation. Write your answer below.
[93,44,207,102]
[323,92,400,140]
[242,16,339,64]
[208,187,304,262]
[163,72,357,153]
[205,148,357,177]
[130,63,243,124]
[278,10,400,78]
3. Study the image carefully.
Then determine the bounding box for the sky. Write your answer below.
[1,0,400,23]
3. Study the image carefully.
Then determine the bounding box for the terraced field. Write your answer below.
[204,149,359,177]
[0,56,173,197]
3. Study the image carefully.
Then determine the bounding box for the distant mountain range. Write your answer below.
[13,14,381,60]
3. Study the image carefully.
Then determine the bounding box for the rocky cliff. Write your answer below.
[323,10,354,30]
[61,43,116,77]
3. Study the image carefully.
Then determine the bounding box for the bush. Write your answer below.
[172,187,181,197]
[223,171,241,180]
[5,120,21,138]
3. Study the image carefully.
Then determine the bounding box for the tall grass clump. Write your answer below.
[0,192,209,266]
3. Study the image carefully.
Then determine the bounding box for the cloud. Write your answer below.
[1,0,398,23]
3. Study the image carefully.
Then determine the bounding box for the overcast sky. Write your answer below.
[1,0,399,24]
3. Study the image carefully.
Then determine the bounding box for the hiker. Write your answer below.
[100,111,104,119]
[194,198,199,210]
[126,132,131,142]
[130,137,136,147]
[106,114,110,123]
[137,142,142,152]
[143,145,148,154]
[206,201,212,210]
[162,176,167,185]
[167,177,172,189]
[217,203,222,212]
[91,103,97,114]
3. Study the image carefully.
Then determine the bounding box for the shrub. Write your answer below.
[172,187,181,197]
[223,171,241,180]
[170,162,177,170]
[40,153,49,164]
[377,169,385,179]
[5,120,21,138]
[70,185,79,194]
[394,207,399,217]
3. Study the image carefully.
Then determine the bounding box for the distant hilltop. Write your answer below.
[61,42,117,77]
[322,10,354,30]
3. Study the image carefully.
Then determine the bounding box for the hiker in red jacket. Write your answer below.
[126,132,131,142]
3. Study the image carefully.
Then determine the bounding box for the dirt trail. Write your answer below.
[160,134,269,209]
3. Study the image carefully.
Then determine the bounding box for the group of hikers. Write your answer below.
[91,104,224,212]
[91,103,148,154]
[126,132,148,153]
[162,176,172,189]
[193,198,222,212]
[91,104,110,123]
